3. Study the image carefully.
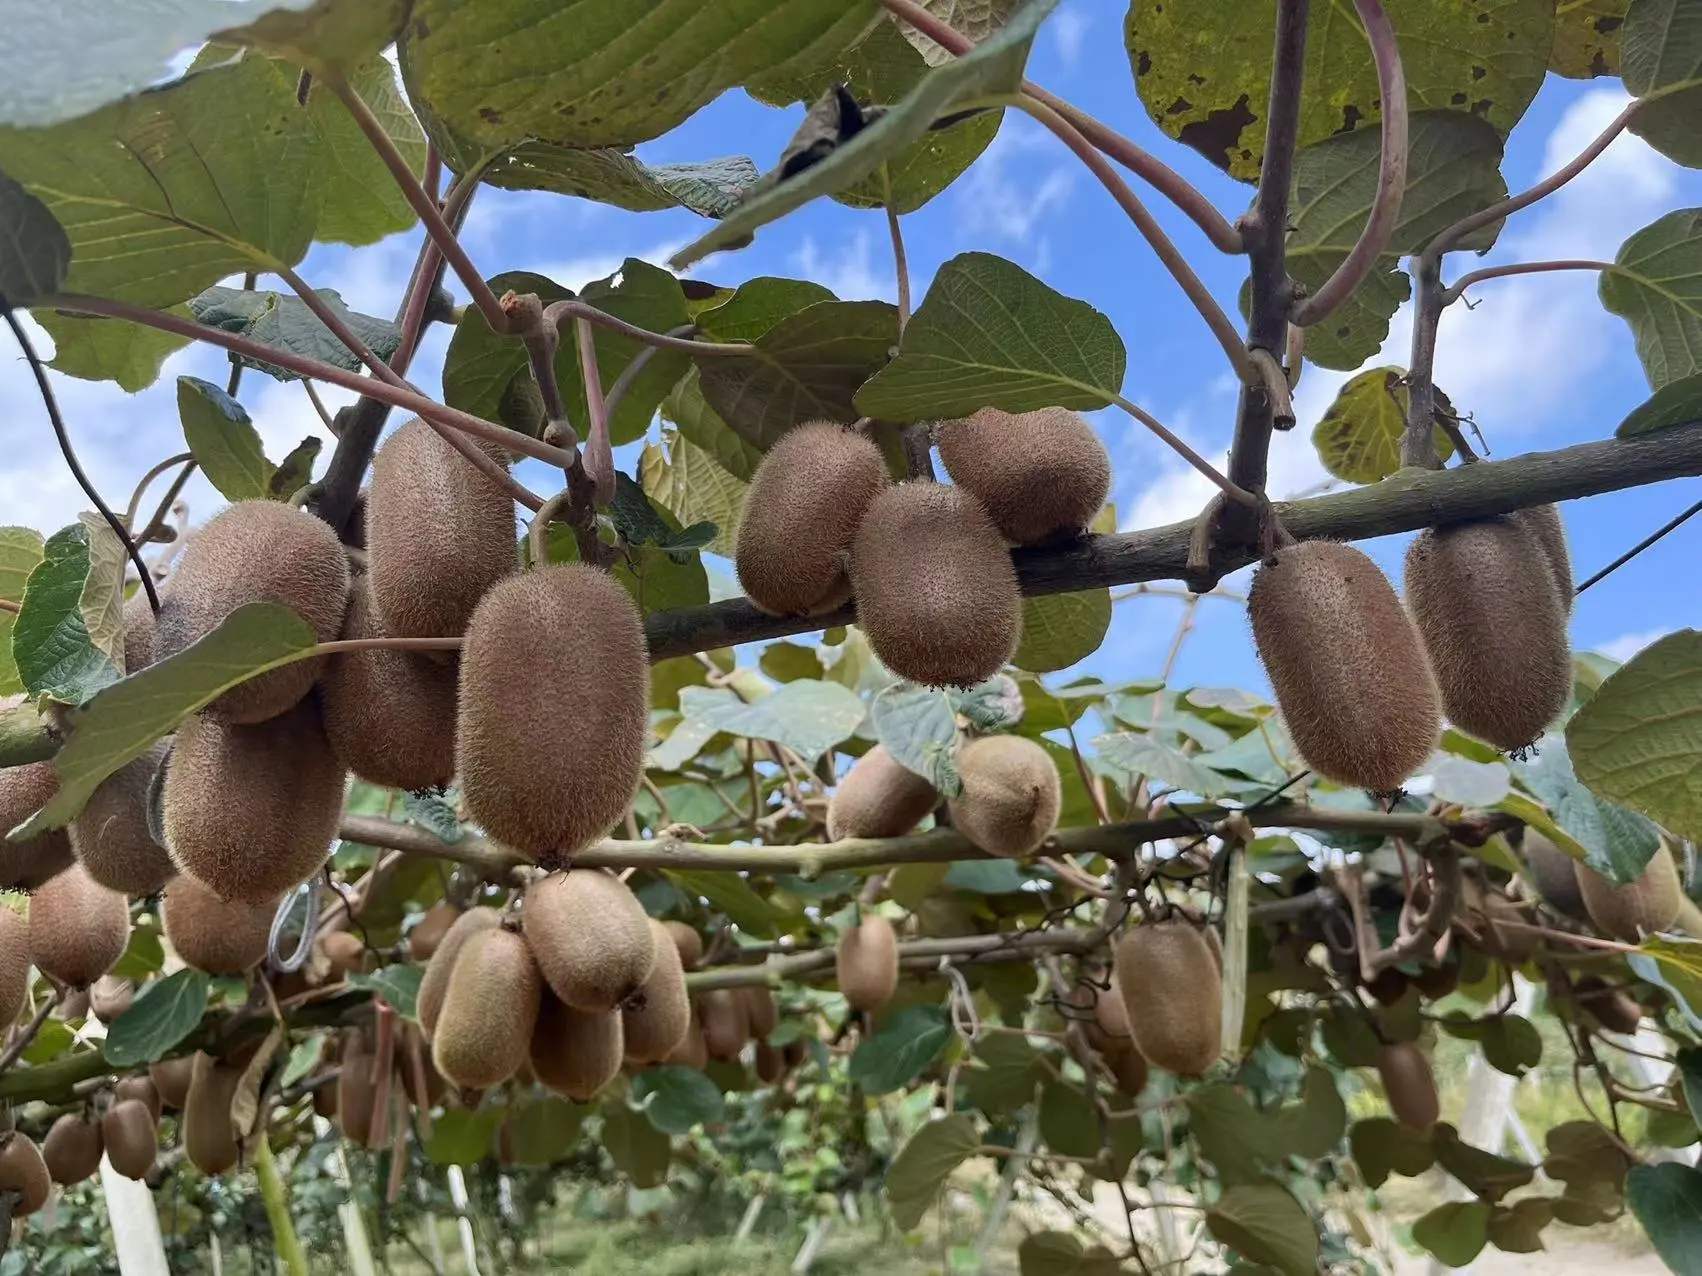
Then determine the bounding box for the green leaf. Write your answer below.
[0,168,68,307]
[502,1096,589,1167]
[1514,733,1663,883]
[1623,0,1702,168]
[1349,1117,1436,1189]
[219,0,411,76]
[13,517,125,707]
[176,376,274,501]
[951,674,1025,733]
[0,55,320,308]
[14,602,318,837]
[1553,0,1629,77]
[1488,1198,1555,1253]
[1637,937,1702,1024]
[682,679,867,767]
[600,1101,672,1188]
[1618,369,1702,435]
[111,927,165,982]
[1479,1014,1543,1077]
[870,682,961,798]
[663,870,783,939]
[1629,1162,1702,1274]
[1311,368,1457,482]
[1429,754,1512,807]
[400,790,463,845]
[849,1004,952,1095]
[855,252,1125,421]
[1038,1079,1099,1159]
[102,969,210,1067]
[696,300,899,451]
[1205,1184,1319,1276]
[1679,1048,1702,1136]
[671,0,1053,268]
[1433,1124,1536,1199]
[885,1114,979,1231]
[268,437,322,501]
[424,1107,500,1166]
[961,1034,1043,1116]
[442,270,571,427]
[189,285,402,384]
[1093,731,1230,796]
[487,145,758,218]
[631,1065,727,1134]
[1016,1231,1100,1276]
[642,435,749,561]
[1125,0,1549,181]
[1412,1200,1492,1268]
[566,261,696,448]
[346,965,424,1021]
[696,277,839,345]
[663,369,768,481]
[0,528,45,698]
[33,310,193,393]
[302,57,426,247]
[1602,210,1702,390]
[1011,590,1111,674]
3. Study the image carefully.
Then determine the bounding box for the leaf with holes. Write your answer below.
[1602,210,1702,390]
[102,969,209,1067]
[1552,0,1630,78]
[12,517,126,707]
[1623,0,1702,168]
[1012,590,1111,674]
[885,1113,979,1230]
[1205,1183,1319,1276]
[1311,368,1457,482]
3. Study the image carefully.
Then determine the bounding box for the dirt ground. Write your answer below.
[1388,1238,1665,1274]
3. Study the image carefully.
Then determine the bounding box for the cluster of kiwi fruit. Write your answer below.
[734,408,1110,688]
[1249,503,1572,791]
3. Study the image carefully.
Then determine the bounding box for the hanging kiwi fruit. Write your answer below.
[826,745,939,841]
[1114,919,1221,1077]
[947,734,1061,859]
[935,406,1111,545]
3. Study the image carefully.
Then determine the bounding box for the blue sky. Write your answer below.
[5,1,1700,704]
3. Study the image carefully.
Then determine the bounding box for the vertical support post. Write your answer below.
[100,1154,171,1276]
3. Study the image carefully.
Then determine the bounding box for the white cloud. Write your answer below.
[792,230,895,302]
[1595,627,1672,663]
[528,236,693,293]
[1050,8,1092,69]
[954,125,1075,243]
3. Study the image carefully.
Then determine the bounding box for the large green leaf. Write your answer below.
[662,369,768,480]
[219,0,411,75]
[855,252,1126,420]
[1623,0,1702,168]
[1205,1183,1319,1276]
[1311,368,1456,482]
[0,169,69,308]
[485,146,758,217]
[33,310,193,392]
[0,528,46,698]
[0,55,321,308]
[1412,1200,1492,1267]
[346,966,423,1021]
[1617,369,1702,435]
[190,284,402,383]
[12,517,126,707]
[600,1101,672,1188]
[1350,1117,1436,1189]
[302,56,426,247]
[870,682,961,797]
[1628,1162,1702,1274]
[442,270,571,426]
[680,679,866,766]
[849,1004,953,1094]
[502,1096,588,1167]
[695,277,839,345]
[1094,730,1232,797]
[563,260,695,447]
[1601,209,1702,390]
[885,1114,979,1230]
[102,970,210,1067]
[1552,0,1630,77]
[425,1108,501,1166]
[1514,734,1663,883]
[631,1066,726,1134]
[1125,0,1551,181]
[640,434,747,559]
[176,377,274,502]
[1012,590,1111,674]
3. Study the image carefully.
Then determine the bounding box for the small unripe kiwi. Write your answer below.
[836,916,900,1013]
[409,904,461,962]
[948,735,1061,859]
[1376,1042,1439,1131]
[1249,540,1441,791]
[735,421,890,616]
[1577,846,1684,942]
[100,1099,156,1180]
[935,407,1111,546]
[29,863,129,988]
[153,500,349,724]
[321,930,369,975]
[432,926,543,1089]
[337,1033,381,1148]
[319,577,459,791]
[0,1134,50,1215]
[661,920,703,971]
[69,740,175,895]
[850,483,1021,688]
[43,1113,104,1185]
[622,920,691,1065]
[163,701,346,904]
[56,988,90,1021]
[1574,976,1643,1035]
[1087,982,1134,1057]
[149,1056,196,1111]
[666,1006,709,1069]
[182,1054,242,1175]
[160,875,277,975]
[417,907,502,1035]
[458,566,649,866]
[700,989,749,1061]
[90,975,135,1023]
[522,870,657,1012]
[743,986,779,1041]
[755,1041,786,1084]
[1108,1047,1148,1098]
[0,754,75,890]
[1521,829,1589,921]
[398,1024,448,1110]
[0,907,29,1028]
[1115,920,1221,1076]
[115,1075,162,1124]
[530,993,624,1101]
[827,745,938,841]
[366,418,518,641]
[1405,518,1572,753]
[1511,503,1573,612]
[1366,968,1409,1006]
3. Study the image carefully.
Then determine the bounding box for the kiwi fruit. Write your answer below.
[935,407,1111,546]
[101,1099,157,1180]
[398,1025,448,1110]
[337,1033,380,1148]
[1248,540,1441,792]
[115,1075,162,1124]
[160,875,277,975]
[1376,1041,1439,1131]
[432,925,543,1089]
[1411,957,1461,1001]
[153,500,349,724]
[661,920,703,970]
[1366,968,1409,1006]
[1521,829,1589,921]
[163,700,347,904]
[1405,518,1572,753]
[700,989,750,1062]
[1108,1047,1149,1098]
[319,577,460,791]
[1578,845,1684,941]
[826,745,939,841]
[408,904,461,961]
[1115,920,1221,1076]
[1511,503,1573,612]
[1574,976,1643,1035]
[321,930,369,975]
[182,1053,242,1175]
[149,1056,196,1111]
[56,988,90,1021]
[666,1006,709,1069]
[312,1083,338,1120]
[43,1113,103,1186]
[458,566,649,866]
[0,1134,50,1215]
[850,483,1021,688]
[836,916,900,1013]
[530,993,624,1101]
[754,1041,786,1085]
[69,740,175,895]
[0,753,75,890]
[417,906,502,1035]
[90,975,135,1023]
[947,734,1061,859]
[1086,982,1134,1057]
[29,863,129,988]
[122,590,155,674]
[0,906,29,1028]
[743,986,779,1041]
[734,421,890,616]
[521,870,657,1012]
[366,418,518,641]
[622,920,691,1065]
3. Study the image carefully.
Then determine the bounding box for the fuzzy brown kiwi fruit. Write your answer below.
[1511,503,1573,612]
[409,904,461,962]
[836,916,900,1013]
[417,907,502,1035]
[755,1041,786,1085]
[947,735,1061,859]
[56,988,90,1021]
[0,907,28,1029]
[43,1113,103,1186]
[1376,1042,1439,1131]
[1405,518,1572,753]
[1107,1047,1148,1098]
[153,501,349,724]
[182,1054,242,1175]
[115,1076,162,1125]
[432,926,543,1089]
[70,740,174,895]
[0,1135,50,1215]
[1574,976,1643,1035]
[29,863,128,988]
[622,920,691,1065]
[666,1005,710,1069]
[163,700,346,904]
[160,875,277,975]
[1366,969,1410,1007]
[850,482,1021,688]
[366,418,517,642]
[661,920,703,971]
[0,749,75,890]
[521,870,657,1012]
[1578,845,1684,942]
[337,1033,380,1148]
[700,989,750,1062]
[935,407,1111,546]
[826,745,939,841]
[101,1100,156,1181]
[458,567,649,866]
[122,590,155,674]
[743,987,778,1041]
[321,930,370,975]
[1249,540,1440,792]
[530,993,624,1101]
[734,421,890,616]
[1115,920,1222,1076]
[1089,983,1134,1057]
[398,1025,448,1110]
[149,1056,196,1111]
[1521,828,1589,921]
[90,976,134,1023]
[320,578,459,791]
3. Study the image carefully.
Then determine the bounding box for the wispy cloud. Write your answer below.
[1595,627,1671,663]
[955,125,1075,244]
[792,230,895,302]
[1050,8,1092,70]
